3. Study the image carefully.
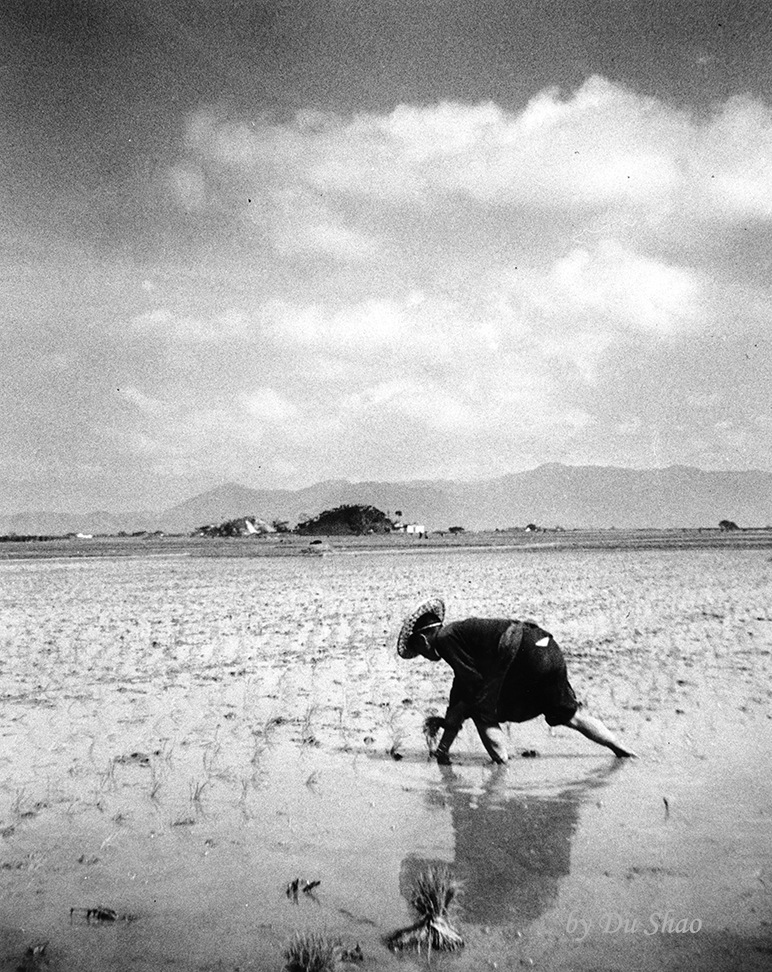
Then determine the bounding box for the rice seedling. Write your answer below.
[16,940,48,972]
[284,931,337,972]
[300,704,319,746]
[98,759,117,792]
[155,738,175,766]
[422,715,445,755]
[285,877,321,904]
[202,728,222,777]
[388,733,405,761]
[10,787,28,820]
[99,831,119,851]
[86,735,98,767]
[381,708,405,760]
[189,779,209,812]
[149,763,165,804]
[257,713,284,744]
[387,864,464,953]
[250,712,282,766]
[283,932,360,972]
[69,905,138,925]
[250,729,267,768]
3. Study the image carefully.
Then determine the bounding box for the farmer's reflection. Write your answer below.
[400,763,616,927]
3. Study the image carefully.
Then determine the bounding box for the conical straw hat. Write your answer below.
[397,597,445,658]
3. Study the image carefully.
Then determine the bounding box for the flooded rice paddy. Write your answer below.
[1,546,771,970]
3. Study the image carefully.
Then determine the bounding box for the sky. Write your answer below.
[3,0,772,512]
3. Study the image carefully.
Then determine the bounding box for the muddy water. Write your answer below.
[2,730,770,971]
[1,549,772,969]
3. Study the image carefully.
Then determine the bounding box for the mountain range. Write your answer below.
[2,464,771,535]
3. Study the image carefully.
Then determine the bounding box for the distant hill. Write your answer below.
[158,482,293,535]
[463,464,772,530]
[2,464,771,535]
[156,479,451,534]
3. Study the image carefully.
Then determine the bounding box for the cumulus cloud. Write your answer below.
[161,77,772,352]
[263,298,410,351]
[89,78,772,487]
[531,240,701,336]
[171,78,772,237]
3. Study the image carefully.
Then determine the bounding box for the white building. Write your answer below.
[405,523,426,535]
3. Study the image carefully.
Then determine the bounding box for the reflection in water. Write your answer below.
[401,762,621,928]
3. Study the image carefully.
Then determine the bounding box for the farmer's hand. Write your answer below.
[423,715,446,739]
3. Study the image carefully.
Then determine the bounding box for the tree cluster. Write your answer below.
[295,504,393,536]
[718,519,739,531]
[194,516,273,538]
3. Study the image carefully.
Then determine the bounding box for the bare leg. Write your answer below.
[566,712,638,757]
[473,720,509,764]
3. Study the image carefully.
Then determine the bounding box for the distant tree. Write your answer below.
[272,520,291,533]
[296,504,393,536]
[1,534,58,543]
[525,523,538,532]
[718,519,740,531]
[448,525,465,534]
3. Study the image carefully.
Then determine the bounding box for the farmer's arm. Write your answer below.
[473,721,509,764]
[439,632,510,718]
[439,640,485,706]
[435,707,510,765]
[566,712,638,758]
[434,624,504,761]
[433,680,472,762]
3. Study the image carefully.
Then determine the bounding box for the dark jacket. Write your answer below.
[436,618,524,725]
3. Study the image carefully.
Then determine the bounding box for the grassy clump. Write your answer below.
[284,932,338,972]
[387,864,464,953]
[284,932,362,972]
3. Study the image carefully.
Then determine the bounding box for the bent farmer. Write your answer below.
[397,597,637,764]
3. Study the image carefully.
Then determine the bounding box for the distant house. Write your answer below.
[405,523,427,537]
[391,521,424,535]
